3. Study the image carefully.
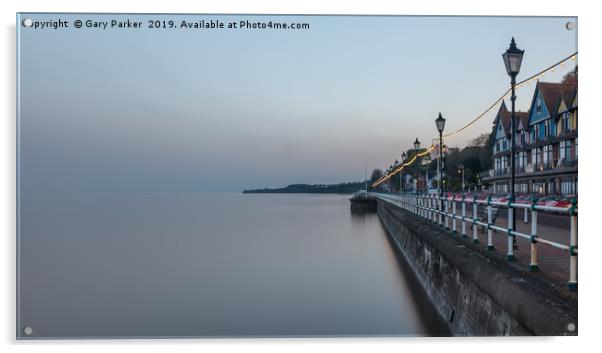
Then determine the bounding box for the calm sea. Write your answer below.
[18,193,443,338]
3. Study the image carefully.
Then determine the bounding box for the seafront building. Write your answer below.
[484,77,578,196]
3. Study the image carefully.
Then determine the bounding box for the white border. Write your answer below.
[3,1,600,352]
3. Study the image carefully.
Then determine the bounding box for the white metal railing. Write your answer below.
[373,192,578,291]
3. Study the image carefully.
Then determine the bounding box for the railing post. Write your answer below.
[507,197,515,261]
[529,207,539,272]
[416,196,422,217]
[433,195,436,222]
[413,195,417,214]
[443,197,449,229]
[472,195,479,244]
[487,196,494,251]
[568,200,578,291]
[427,195,433,222]
[415,195,419,215]
[432,195,437,224]
[524,207,529,224]
[438,195,443,226]
[461,194,467,238]
[452,195,457,234]
[417,196,421,217]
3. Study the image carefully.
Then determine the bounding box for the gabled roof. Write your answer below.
[516,111,530,131]
[533,80,578,119]
[493,101,529,135]
[537,81,564,115]
[493,100,511,138]
[562,78,578,110]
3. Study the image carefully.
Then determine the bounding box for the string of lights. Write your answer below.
[371,52,577,188]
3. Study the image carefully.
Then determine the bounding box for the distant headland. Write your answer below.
[243,182,364,194]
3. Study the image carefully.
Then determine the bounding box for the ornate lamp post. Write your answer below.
[391,159,401,191]
[458,164,465,192]
[401,152,407,192]
[413,138,421,193]
[502,37,525,258]
[435,113,446,196]
[388,164,393,192]
[436,113,446,226]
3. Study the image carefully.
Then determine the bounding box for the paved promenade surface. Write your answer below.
[381,194,577,297]
[465,209,572,290]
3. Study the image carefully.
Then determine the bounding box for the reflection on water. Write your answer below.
[18,193,443,338]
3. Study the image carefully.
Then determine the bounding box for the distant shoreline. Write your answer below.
[243,182,365,194]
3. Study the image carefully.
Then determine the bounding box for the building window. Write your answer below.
[533,124,540,141]
[536,96,542,113]
[560,140,572,162]
[543,146,549,167]
[515,182,528,194]
[561,179,577,195]
[520,130,527,145]
[559,141,564,160]
[542,145,553,168]
[544,120,550,137]
[518,151,527,170]
[531,149,535,165]
[562,112,572,132]
[534,148,542,170]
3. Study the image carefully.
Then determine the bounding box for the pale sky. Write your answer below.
[18,14,577,194]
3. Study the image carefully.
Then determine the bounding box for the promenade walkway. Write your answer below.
[379,194,576,298]
[468,209,572,290]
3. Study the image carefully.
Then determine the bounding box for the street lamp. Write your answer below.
[458,164,465,192]
[502,37,524,259]
[435,113,446,197]
[394,159,399,193]
[401,152,407,192]
[435,113,446,226]
[413,138,420,193]
[388,165,392,192]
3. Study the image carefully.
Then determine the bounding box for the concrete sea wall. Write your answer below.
[377,199,577,336]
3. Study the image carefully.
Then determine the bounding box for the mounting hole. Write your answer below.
[22,18,33,28]
[567,323,576,332]
[23,326,33,336]
[566,22,575,30]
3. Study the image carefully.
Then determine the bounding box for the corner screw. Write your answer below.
[23,326,33,336]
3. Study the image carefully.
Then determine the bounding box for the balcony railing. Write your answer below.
[493,167,509,176]
[489,159,578,178]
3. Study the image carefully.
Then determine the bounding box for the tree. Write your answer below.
[468,133,491,147]
[562,66,577,85]
[370,169,383,183]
